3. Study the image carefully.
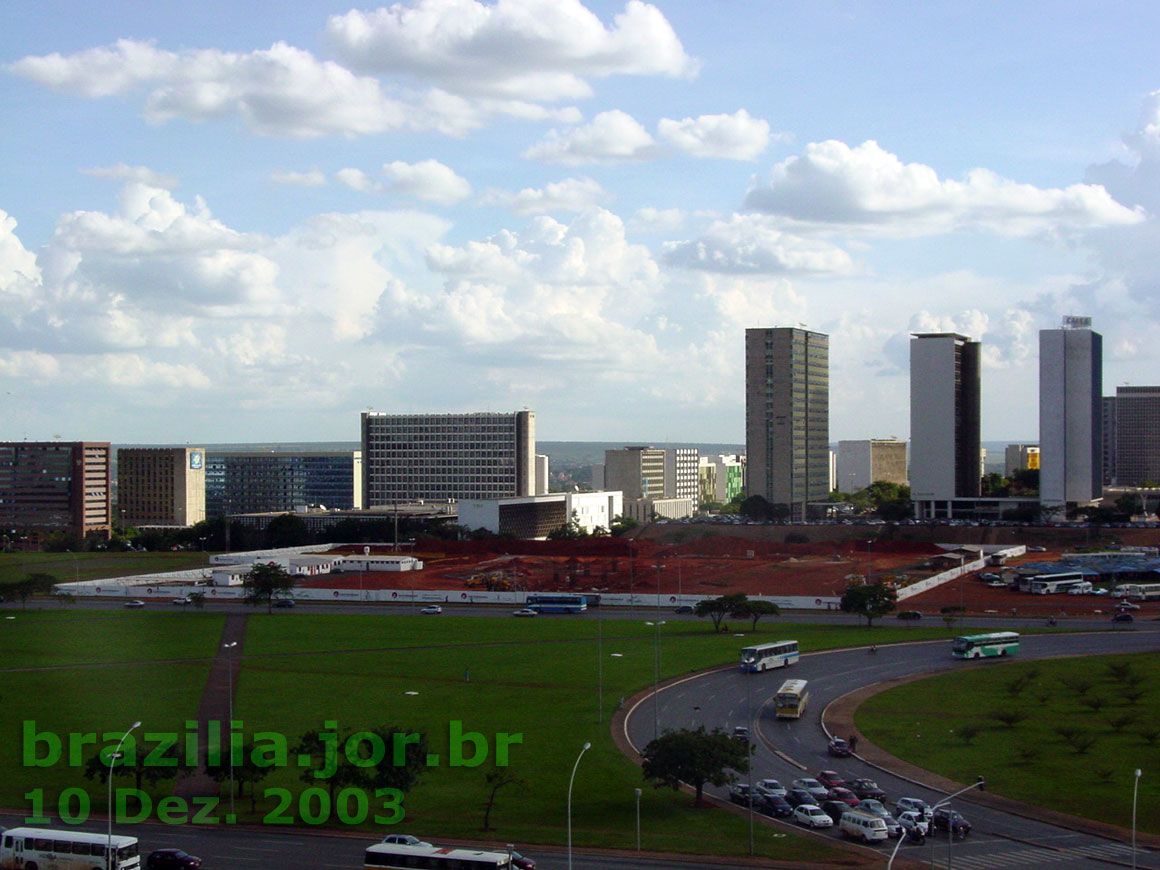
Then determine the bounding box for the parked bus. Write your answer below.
[774,678,810,719]
[1,827,139,870]
[1028,572,1087,595]
[739,640,800,672]
[525,594,587,613]
[365,843,511,869]
[1116,583,1160,601]
[952,632,1020,659]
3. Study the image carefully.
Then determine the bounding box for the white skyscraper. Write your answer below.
[1039,317,1102,507]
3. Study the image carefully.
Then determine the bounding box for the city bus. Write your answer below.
[951,632,1020,659]
[1,827,140,869]
[740,640,799,672]
[364,842,511,869]
[1116,583,1160,601]
[774,678,810,719]
[1028,572,1087,595]
[525,594,587,613]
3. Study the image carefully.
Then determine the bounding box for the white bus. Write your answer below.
[364,843,512,869]
[1,827,139,870]
[774,678,810,719]
[1116,583,1160,601]
[739,640,799,672]
[951,632,1020,659]
[1028,572,1087,595]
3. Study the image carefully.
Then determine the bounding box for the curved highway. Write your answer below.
[625,626,1160,870]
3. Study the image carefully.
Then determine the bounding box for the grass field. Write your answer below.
[0,551,210,586]
[856,654,1160,833]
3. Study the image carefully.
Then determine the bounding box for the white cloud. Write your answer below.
[523,109,657,164]
[335,168,380,192]
[745,139,1144,238]
[270,169,328,187]
[662,214,855,275]
[326,0,697,100]
[381,160,472,204]
[657,109,772,160]
[81,164,179,188]
[630,206,684,232]
[0,210,41,299]
[482,177,608,214]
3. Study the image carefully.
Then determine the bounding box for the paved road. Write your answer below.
[624,628,1160,870]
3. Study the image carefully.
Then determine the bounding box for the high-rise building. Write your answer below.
[1040,317,1102,507]
[1102,397,1117,486]
[745,327,830,521]
[835,440,908,493]
[361,411,534,506]
[206,451,362,517]
[1113,386,1160,486]
[909,333,981,517]
[699,454,745,505]
[664,448,700,501]
[117,447,206,527]
[0,442,111,539]
[603,447,668,499]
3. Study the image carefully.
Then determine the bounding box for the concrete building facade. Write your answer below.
[1113,386,1160,486]
[0,442,111,539]
[909,333,981,518]
[117,447,206,527]
[745,327,830,521]
[1040,318,1102,508]
[603,447,667,500]
[1004,444,1040,477]
[361,411,534,506]
[835,440,908,493]
[458,491,623,539]
[207,451,362,517]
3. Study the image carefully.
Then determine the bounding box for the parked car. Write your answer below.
[820,800,851,824]
[895,797,933,819]
[510,851,536,870]
[978,572,999,581]
[827,737,852,757]
[124,599,145,608]
[793,804,834,828]
[729,783,756,806]
[987,579,1008,588]
[1112,612,1134,623]
[897,810,929,837]
[754,778,787,798]
[512,608,537,617]
[792,778,829,800]
[838,810,891,842]
[786,788,816,808]
[849,778,888,801]
[381,834,432,847]
[146,849,202,869]
[761,794,795,818]
[931,807,971,837]
[827,787,861,807]
[856,800,901,837]
[816,770,845,789]
[419,605,443,615]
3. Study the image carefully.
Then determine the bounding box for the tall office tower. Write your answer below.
[835,440,908,492]
[664,448,700,501]
[603,447,667,498]
[1101,397,1117,486]
[0,442,111,539]
[117,447,206,527]
[745,327,830,521]
[1040,317,1102,507]
[1004,444,1040,477]
[361,411,534,506]
[909,333,981,517]
[206,451,363,517]
[1113,386,1160,486]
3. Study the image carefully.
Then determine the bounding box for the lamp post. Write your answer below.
[596,604,604,723]
[223,640,238,818]
[1132,768,1142,870]
[644,621,665,740]
[929,776,985,870]
[745,671,754,856]
[567,742,591,870]
[107,720,141,870]
[634,787,642,850]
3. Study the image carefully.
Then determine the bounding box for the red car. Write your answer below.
[817,770,846,789]
[510,851,536,870]
[827,737,852,757]
[146,850,202,870]
[826,787,861,807]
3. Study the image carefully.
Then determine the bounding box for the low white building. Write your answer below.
[335,555,424,572]
[459,491,623,539]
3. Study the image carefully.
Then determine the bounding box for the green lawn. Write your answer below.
[0,551,210,586]
[856,654,1160,833]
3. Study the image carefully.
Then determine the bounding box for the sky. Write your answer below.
[2,1,1159,445]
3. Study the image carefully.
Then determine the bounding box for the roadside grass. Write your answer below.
[0,551,210,586]
[856,654,1160,833]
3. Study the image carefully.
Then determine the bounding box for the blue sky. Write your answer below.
[2,0,1158,444]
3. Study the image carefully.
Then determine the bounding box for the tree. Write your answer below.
[13,572,56,609]
[744,600,780,631]
[839,580,897,627]
[264,513,312,548]
[609,514,639,536]
[294,723,428,803]
[208,739,273,813]
[480,763,524,831]
[243,562,297,613]
[547,511,587,540]
[738,495,772,521]
[641,727,750,806]
[694,593,748,632]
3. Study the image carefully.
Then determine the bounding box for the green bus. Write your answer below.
[951,631,1020,659]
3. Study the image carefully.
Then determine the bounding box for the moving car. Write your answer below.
[419,605,443,615]
[931,807,971,837]
[816,770,845,789]
[512,608,537,617]
[827,737,852,757]
[124,599,145,608]
[793,804,834,828]
[381,834,433,847]
[1112,612,1134,623]
[732,726,750,742]
[274,598,295,608]
[1117,601,1141,611]
[172,596,193,605]
[146,849,202,869]
[673,605,694,614]
[510,850,536,869]
[896,610,922,621]
[849,778,887,801]
[897,810,929,837]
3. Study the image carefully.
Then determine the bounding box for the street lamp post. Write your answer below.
[223,640,238,818]
[107,720,141,870]
[746,671,754,856]
[644,621,665,740]
[634,787,642,850]
[567,742,591,870]
[928,776,985,870]
[596,605,604,723]
[1132,768,1142,870]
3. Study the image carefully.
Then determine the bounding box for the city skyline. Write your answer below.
[3,2,1159,444]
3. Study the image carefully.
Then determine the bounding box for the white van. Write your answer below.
[839,810,890,842]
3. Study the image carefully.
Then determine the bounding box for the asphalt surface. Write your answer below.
[623,627,1160,870]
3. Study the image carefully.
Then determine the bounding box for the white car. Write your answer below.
[897,810,929,836]
[172,596,193,605]
[792,778,829,800]
[895,797,933,819]
[755,778,787,798]
[419,605,442,615]
[124,599,145,608]
[793,804,833,828]
[381,834,432,847]
[513,608,537,617]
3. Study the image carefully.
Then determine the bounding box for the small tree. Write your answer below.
[13,572,57,608]
[243,563,297,613]
[839,580,897,627]
[744,600,780,631]
[208,739,273,813]
[609,514,639,537]
[988,709,1028,729]
[641,727,750,806]
[694,593,748,633]
[480,764,524,831]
